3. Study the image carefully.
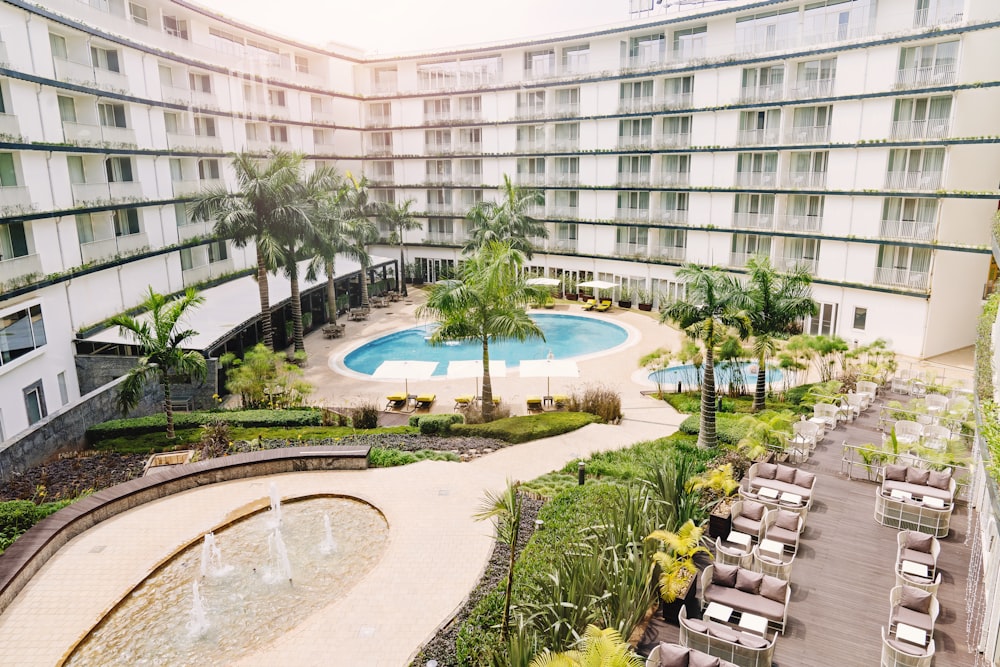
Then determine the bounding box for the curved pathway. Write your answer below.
[0,403,683,666]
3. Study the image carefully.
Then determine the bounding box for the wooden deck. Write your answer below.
[638,391,980,666]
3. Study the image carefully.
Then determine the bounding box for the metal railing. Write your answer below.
[774,214,822,233]
[879,219,936,242]
[739,84,783,103]
[774,256,818,273]
[737,127,780,146]
[785,125,830,143]
[615,208,650,222]
[659,173,691,187]
[783,171,827,188]
[735,172,778,187]
[618,136,653,150]
[660,93,693,109]
[655,209,689,225]
[651,245,686,261]
[884,171,943,190]
[890,119,950,140]
[733,212,775,230]
[616,172,651,187]
[895,65,956,88]
[615,242,648,257]
[873,267,930,290]
[790,79,834,99]
[658,133,691,148]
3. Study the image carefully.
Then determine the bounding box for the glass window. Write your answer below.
[0,304,46,366]
[853,307,867,330]
[0,153,17,186]
[24,380,46,425]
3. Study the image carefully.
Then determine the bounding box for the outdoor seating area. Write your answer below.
[322,322,346,339]
[580,297,613,312]
[648,641,741,667]
[738,462,815,513]
[882,585,940,666]
[678,607,776,667]
[874,464,954,537]
[895,531,942,595]
[348,307,371,321]
[700,563,791,634]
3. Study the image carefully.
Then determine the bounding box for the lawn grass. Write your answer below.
[450,411,600,443]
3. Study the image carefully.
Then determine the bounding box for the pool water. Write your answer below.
[343,313,629,376]
[648,362,783,391]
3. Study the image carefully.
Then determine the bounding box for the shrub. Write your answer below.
[220,343,313,409]
[199,419,232,459]
[451,412,599,443]
[678,412,748,445]
[408,415,423,427]
[86,409,324,443]
[418,413,464,435]
[349,400,381,430]
[566,384,623,423]
[461,403,512,424]
[0,499,73,553]
[321,408,350,427]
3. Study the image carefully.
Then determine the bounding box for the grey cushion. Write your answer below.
[774,509,800,531]
[704,585,786,623]
[732,515,761,536]
[900,548,936,569]
[735,569,764,595]
[765,524,799,547]
[738,632,769,649]
[712,563,739,588]
[794,469,816,488]
[688,651,721,667]
[683,618,708,634]
[885,464,907,481]
[741,500,765,521]
[759,576,787,604]
[891,605,934,632]
[882,479,952,502]
[905,531,933,553]
[775,465,797,484]
[906,467,930,485]
[757,462,777,479]
[888,637,929,656]
[706,621,740,643]
[901,587,932,614]
[659,642,690,667]
[927,469,951,490]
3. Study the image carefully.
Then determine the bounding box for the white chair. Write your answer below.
[891,374,911,394]
[893,420,923,447]
[924,394,947,417]
[921,424,951,451]
[845,392,865,419]
[881,626,935,667]
[857,380,879,402]
[814,402,839,431]
[793,419,820,451]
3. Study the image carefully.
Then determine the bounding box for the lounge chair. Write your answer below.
[415,394,436,409]
[454,395,474,410]
[526,396,543,412]
[581,298,597,311]
[552,394,569,409]
[385,393,408,412]
[594,299,612,312]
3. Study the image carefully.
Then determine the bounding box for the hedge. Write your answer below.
[678,412,749,445]
[417,414,465,435]
[86,408,323,443]
[450,412,599,444]
[0,499,74,553]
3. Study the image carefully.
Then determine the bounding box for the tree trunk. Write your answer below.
[753,352,767,413]
[399,243,408,298]
[256,244,273,350]
[360,266,370,308]
[699,341,717,449]
[481,339,493,421]
[290,269,304,354]
[501,521,518,640]
[163,379,175,440]
[325,261,338,324]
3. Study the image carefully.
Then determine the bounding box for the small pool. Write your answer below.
[343,313,630,376]
[648,362,783,392]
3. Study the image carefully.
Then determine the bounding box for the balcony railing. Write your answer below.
[160,83,191,104]
[879,219,936,241]
[775,256,818,274]
[740,84,783,103]
[785,125,831,144]
[0,40,8,66]
[367,144,393,157]
[189,89,218,109]
[312,110,338,124]
[617,173,651,187]
[658,133,690,149]
[551,139,580,151]
[455,141,482,154]
[198,178,224,191]
[790,79,835,99]
[619,97,656,113]
[616,208,650,222]
[873,267,929,290]
[453,173,480,185]
[656,209,689,225]
[729,251,770,268]
[784,171,827,188]
[652,245,686,261]
[624,51,666,70]
[426,231,455,244]
[515,140,546,152]
[426,202,454,214]
[890,119,950,140]
[109,181,142,200]
[618,136,653,150]
[549,206,579,219]
[774,214,822,233]
[550,173,580,186]
[0,253,42,287]
[615,242,648,257]
[453,110,482,122]
[735,172,778,187]
[551,238,578,252]
[659,173,691,187]
[167,132,223,152]
[176,219,212,242]
[661,93,693,109]
[373,78,398,95]
[71,181,111,204]
[737,127,780,146]
[367,115,392,128]
[425,142,452,155]
[99,125,137,145]
[80,232,149,263]
[553,102,580,116]
[515,174,546,187]
[171,179,201,197]
[182,258,235,288]
[52,57,97,85]
[0,112,21,137]
[884,171,943,190]
[0,185,34,213]
[733,212,775,230]
[424,173,453,185]
[62,121,102,144]
[913,4,964,27]
[895,65,956,89]
[515,106,546,120]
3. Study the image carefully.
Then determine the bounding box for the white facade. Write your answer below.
[0,0,998,442]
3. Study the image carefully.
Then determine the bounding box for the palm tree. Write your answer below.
[189,149,302,350]
[647,519,710,604]
[735,256,817,412]
[463,174,548,259]
[529,625,643,667]
[378,198,420,297]
[661,264,749,449]
[473,481,523,641]
[417,240,549,420]
[110,287,207,440]
[339,175,380,307]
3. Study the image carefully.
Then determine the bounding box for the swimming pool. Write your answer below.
[648,362,783,391]
[342,313,630,376]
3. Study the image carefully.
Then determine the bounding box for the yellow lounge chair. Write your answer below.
[526,396,543,412]
[552,394,570,409]
[594,299,612,312]
[415,394,436,409]
[385,393,408,412]
[581,298,597,311]
[454,395,474,410]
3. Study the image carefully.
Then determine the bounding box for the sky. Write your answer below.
[198,0,635,54]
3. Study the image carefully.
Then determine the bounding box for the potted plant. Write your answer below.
[637,286,654,311]
[647,519,710,624]
[617,285,633,309]
[690,464,740,538]
[563,275,578,301]
[411,263,425,286]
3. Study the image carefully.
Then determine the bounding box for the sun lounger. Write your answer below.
[415,394,436,409]
[454,395,474,410]
[385,393,408,411]
[581,298,597,311]
[552,394,569,408]
[527,396,543,411]
[594,299,612,312]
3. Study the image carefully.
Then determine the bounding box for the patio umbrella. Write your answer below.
[520,358,580,396]
[525,277,561,286]
[447,360,507,397]
[577,279,617,298]
[372,360,438,395]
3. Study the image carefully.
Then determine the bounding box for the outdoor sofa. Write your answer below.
[700,563,791,633]
[647,641,738,667]
[678,607,775,667]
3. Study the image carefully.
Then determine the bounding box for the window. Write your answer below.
[371,161,394,181]
[626,32,665,67]
[885,148,945,189]
[105,157,133,182]
[189,73,212,93]
[90,46,121,73]
[457,127,481,150]
[553,190,578,213]
[672,26,706,58]
[618,155,650,180]
[295,55,310,74]
[162,15,189,39]
[875,245,932,288]
[0,84,6,115]
[562,45,589,73]
[98,102,127,128]
[741,66,784,102]
[617,191,650,214]
[516,157,545,178]
[246,121,269,141]
[48,33,68,60]
[516,91,545,116]
[113,208,140,236]
[735,9,799,52]
[553,157,579,183]
[57,372,69,406]
[733,193,775,228]
[23,380,46,426]
[0,152,17,187]
[425,129,451,152]
[0,304,47,366]
[269,125,288,143]
[458,159,481,180]
[794,57,837,96]
[199,159,220,180]
[426,159,451,180]
[892,96,952,139]
[897,40,959,86]
[619,80,654,111]
[853,307,867,330]
[129,2,148,26]
[57,95,77,123]
[524,49,555,78]
[423,99,449,122]
[267,89,286,107]
[881,197,937,240]
[208,240,228,262]
[664,75,694,107]
[193,116,216,137]
[790,105,832,142]
[0,221,29,260]
[457,96,481,119]
[66,156,86,184]
[806,302,839,336]
[554,87,580,113]
[618,118,653,147]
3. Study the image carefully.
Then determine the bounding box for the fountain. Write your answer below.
[65,495,389,666]
[267,482,282,528]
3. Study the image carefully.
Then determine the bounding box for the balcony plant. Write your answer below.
[690,463,741,538]
[562,275,578,300]
[647,519,710,623]
[637,286,654,311]
[617,285,633,309]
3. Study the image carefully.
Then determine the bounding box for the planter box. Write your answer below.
[618,300,633,309]
[565,293,579,301]
[659,574,698,624]
[708,510,732,539]
[638,303,653,311]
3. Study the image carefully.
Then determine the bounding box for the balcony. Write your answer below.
[424,173,452,185]
[373,77,398,95]
[658,133,690,149]
[790,79,834,99]
[524,64,556,81]
[182,258,235,288]
[0,40,7,65]
[0,253,42,288]
[615,242,648,257]
[550,173,580,186]
[661,93,693,109]
[198,178,224,191]
[784,171,827,188]
[737,127,780,146]
[913,4,964,27]
[71,181,111,204]
[651,245,686,261]
[616,208,650,222]
[774,214,823,233]
[312,110,338,124]
[426,202,454,214]
[0,185,34,214]
[550,238,578,252]
[421,112,450,126]
[100,125,137,145]
[0,112,21,138]
[171,179,202,197]
[515,140,546,152]
[884,171,943,190]
[160,83,191,104]
[879,219,936,241]
[733,212,775,230]
[425,142,452,155]
[659,173,690,187]
[775,256,818,274]
[109,181,142,200]
[729,251,769,268]
[515,106,546,120]
[453,173,480,185]
[873,267,929,290]
[895,66,956,89]
[619,97,656,114]
[890,119,950,140]
[624,52,666,70]
[189,89,218,110]
[426,231,455,244]
[366,115,393,128]
[735,171,778,188]
[62,121,103,144]
[244,138,272,153]
[785,126,831,144]
[367,144,394,157]
[314,139,337,154]
[553,102,580,117]
[167,131,223,152]
[368,174,395,186]
[618,136,653,150]
[515,174,546,187]
[551,139,580,151]
[52,57,98,86]
[549,206,579,219]
[740,85,783,103]
[617,173,651,187]
[80,232,149,263]
[177,219,212,242]
[455,141,482,154]
[656,209,688,225]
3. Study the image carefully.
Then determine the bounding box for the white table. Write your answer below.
[890,489,913,501]
[738,612,769,635]
[727,531,752,549]
[779,491,803,506]
[704,601,733,623]
[896,622,927,647]
[760,538,784,559]
[758,486,780,500]
[923,496,946,509]
[901,559,930,578]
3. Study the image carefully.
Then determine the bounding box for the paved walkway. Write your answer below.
[0,404,684,666]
